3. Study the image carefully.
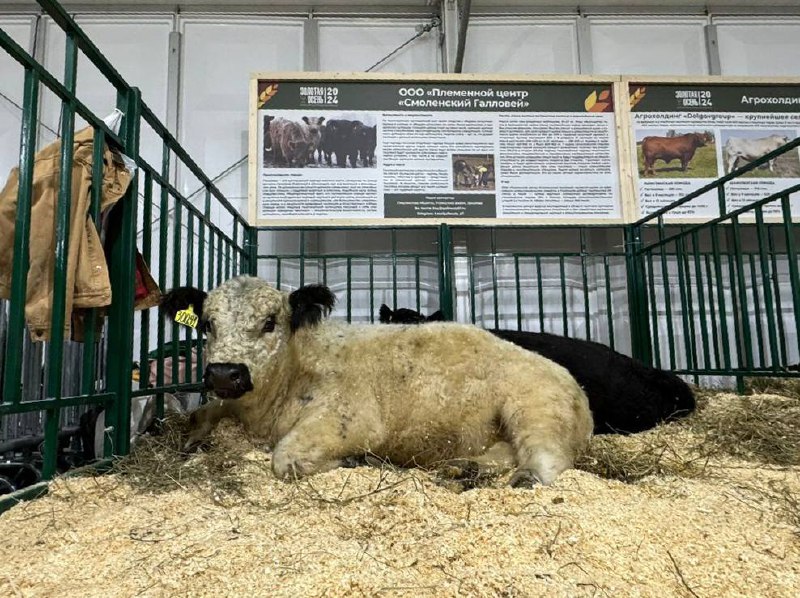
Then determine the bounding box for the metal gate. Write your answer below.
[626,137,800,387]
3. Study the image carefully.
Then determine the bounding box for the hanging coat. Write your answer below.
[0,125,156,342]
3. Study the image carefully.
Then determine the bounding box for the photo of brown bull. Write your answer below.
[640,131,715,177]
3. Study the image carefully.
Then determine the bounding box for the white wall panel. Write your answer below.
[463,18,579,75]
[0,17,33,190]
[714,18,800,77]
[42,16,172,168]
[318,19,439,73]
[178,17,304,218]
[589,17,709,76]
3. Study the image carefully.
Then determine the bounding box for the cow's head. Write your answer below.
[302,116,325,137]
[160,277,336,399]
[695,132,714,147]
[325,119,354,140]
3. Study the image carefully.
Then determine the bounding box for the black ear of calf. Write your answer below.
[289,284,337,332]
[160,286,207,319]
[426,310,445,322]
[378,304,394,324]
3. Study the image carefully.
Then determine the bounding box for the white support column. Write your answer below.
[303,12,319,72]
[166,30,181,137]
[704,23,721,75]
[440,0,460,73]
[166,29,181,185]
[576,15,594,75]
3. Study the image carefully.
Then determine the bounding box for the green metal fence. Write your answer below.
[450,225,628,352]
[627,137,800,385]
[255,226,444,322]
[0,0,250,503]
[253,225,630,352]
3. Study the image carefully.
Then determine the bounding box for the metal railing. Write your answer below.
[256,225,444,322]
[253,225,629,353]
[628,137,800,385]
[0,0,250,499]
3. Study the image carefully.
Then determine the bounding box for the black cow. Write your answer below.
[320,119,362,167]
[356,124,377,167]
[378,305,696,435]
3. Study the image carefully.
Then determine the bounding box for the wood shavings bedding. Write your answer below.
[1,392,798,598]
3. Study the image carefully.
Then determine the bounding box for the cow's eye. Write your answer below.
[262,315,276,333]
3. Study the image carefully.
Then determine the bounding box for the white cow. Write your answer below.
[724,134,791,174]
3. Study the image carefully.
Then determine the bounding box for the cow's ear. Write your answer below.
[289,284,337,332]
[378,304,393,324]
[318,117,325,124]
[427,310,445,322]
[160,286,207,319]
[302,116,310,124]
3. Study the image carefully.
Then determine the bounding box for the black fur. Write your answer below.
[159,286,208,319]
[379,304,445,324]
[379,306,696,435]
[491,329,696,435]
[378,304,394,324]
[289,284,337,332]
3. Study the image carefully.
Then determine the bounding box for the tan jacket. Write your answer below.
[0,126,141,342]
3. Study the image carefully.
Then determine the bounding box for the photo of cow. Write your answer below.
[452,154,496,191]
[635,129,717,178]
[720,129,799,178]
[262,113,378,169]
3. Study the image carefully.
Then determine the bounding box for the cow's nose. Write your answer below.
[203,363,254,399]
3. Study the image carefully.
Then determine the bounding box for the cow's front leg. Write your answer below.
[184,399,239,450]
[271,405,384,480]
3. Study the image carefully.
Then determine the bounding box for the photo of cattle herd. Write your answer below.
[262,114,378,169]
[452,154,496,191]
[637,128,800,178]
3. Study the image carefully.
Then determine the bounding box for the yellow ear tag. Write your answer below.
[175,304,199,329]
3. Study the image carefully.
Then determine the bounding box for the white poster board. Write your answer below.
[248,73,631,226]
[626,77,800,222]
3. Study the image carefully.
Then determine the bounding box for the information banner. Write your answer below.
[249,74,626,225]
[628,81,800,220]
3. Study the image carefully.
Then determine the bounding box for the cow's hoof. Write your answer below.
[271,451,302,480]
[340,455,366,469]
[438,459,487,489]
[183,424,212,452]
[509,468,542,489]
[182,435,208,453]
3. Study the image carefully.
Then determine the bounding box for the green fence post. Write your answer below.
[1,68,39,407]
[625,225,652,364]
[105,87,141,458]
[438,223,454,321]
[247,224,259,277]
